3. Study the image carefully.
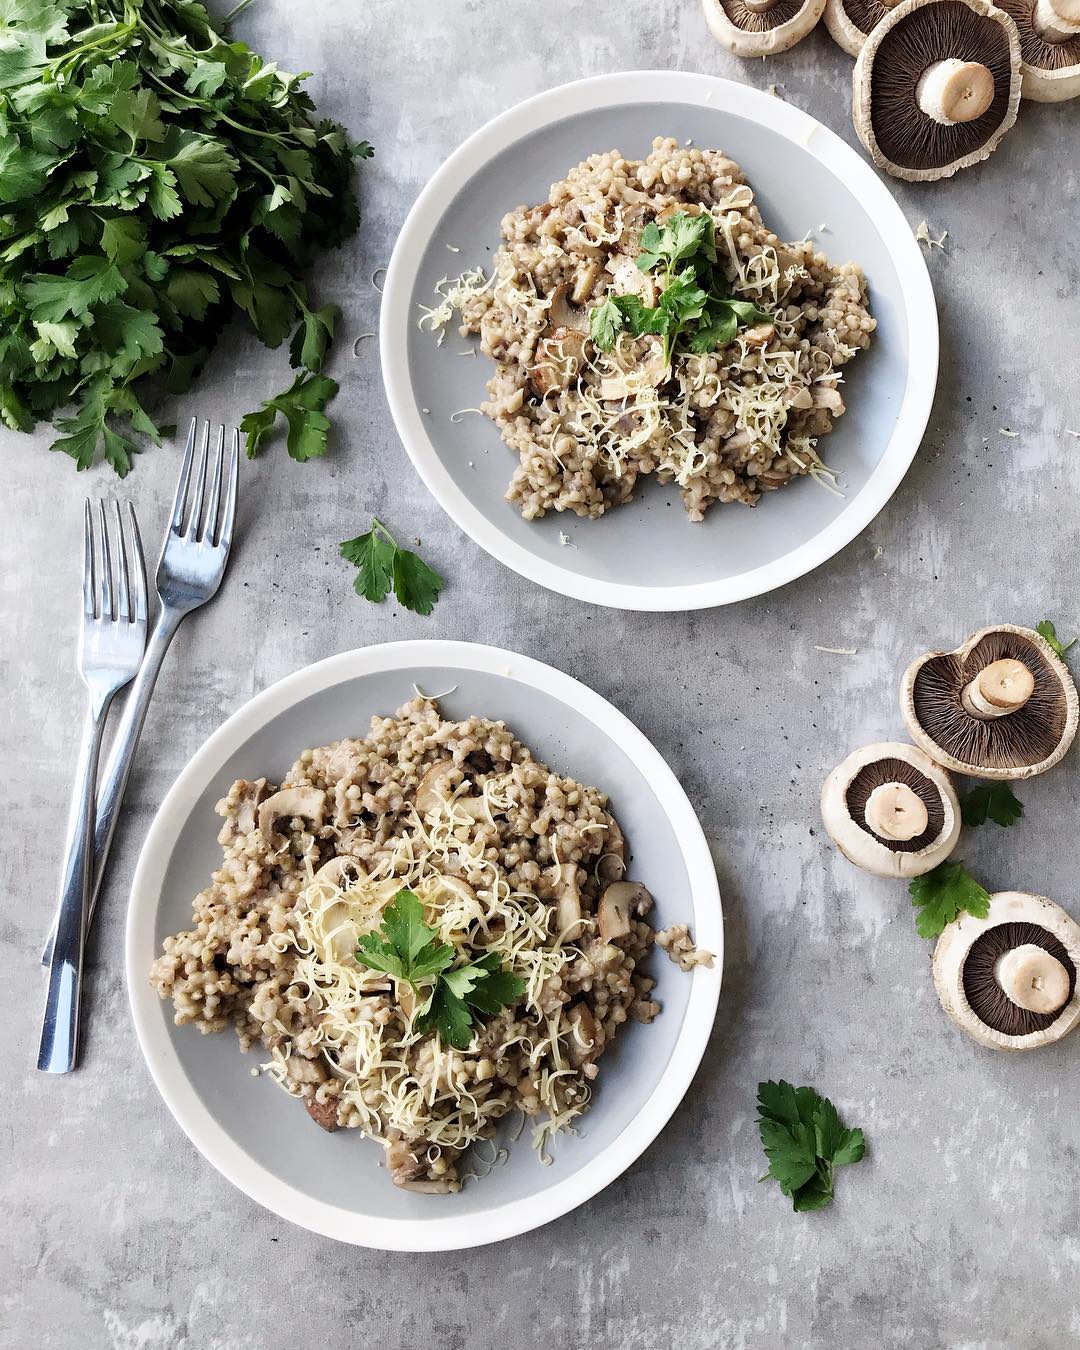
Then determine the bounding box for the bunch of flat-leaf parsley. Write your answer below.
[0,0,370,473]
[355,889,525,1050]
[589,212,768,366]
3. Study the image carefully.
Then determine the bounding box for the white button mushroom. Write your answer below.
[820,741,961,878]
[702,0,828,57]
[901,624,1079,780]
[932,891,1080,1050]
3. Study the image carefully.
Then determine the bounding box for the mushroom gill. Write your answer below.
[715,0,816,31]
[911,630,1069,771]
[962,921,1077,1036]
[866,1,1015,172]
[996,0,1080,72]
[844,755,946,852]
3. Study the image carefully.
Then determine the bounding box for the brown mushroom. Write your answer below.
[599,880,650,942]
[702,0,828,56]
[933,891,1080,1050]
[852,0,1023,182]
[820,742,961,877]
[257,785,326,842]
[901,624,1079,779]
[824,0,904,55]
[995,0,1080,99]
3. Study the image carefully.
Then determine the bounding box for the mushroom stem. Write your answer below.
[915,59,995,124]
[1034,0,1080,40]
[743,0,778,10]
[995,944,1072,1015]
[864,782,929,842]
[960,658,1035,720]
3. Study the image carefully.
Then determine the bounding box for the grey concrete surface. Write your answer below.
[3,2,1079,1347]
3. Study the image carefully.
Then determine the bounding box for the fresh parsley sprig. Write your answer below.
[588,212,768,365]
[340,518,444,616]
[1037,619,1076,660]
[757,1081,865,1212]
[960,781,1023,829]
[0,0,370,473]
[909,860,991,939]
[355,889,524,1050]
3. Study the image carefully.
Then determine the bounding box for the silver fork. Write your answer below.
[41,419,240,967]
[38,501,148,1074]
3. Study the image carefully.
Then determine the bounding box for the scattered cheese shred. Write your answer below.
[914,221,948,250]
[814,645,858,655]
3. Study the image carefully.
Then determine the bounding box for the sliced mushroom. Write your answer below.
[564,1002,599,1068]
[824,0,905,55]
[311,854,368,889]
[571,261,602,305]
[901,624,1079,779]
[742,321,776,349]
[655,202,707,222]
[703,0,828,56]
[305,1096,341,1132]
[933,891,1080,1050]
[599,880,650,941]
[852,0,1023,181]
[547,283,589,334]
[415,759,488,820]
[996,0,1080,100]
[599,338,669,402]
[528,328,586,398]
[257,785,326,842]
[597,814,627,883]
[547,860,583,932]
[820,741,961,878]
[605,254,658,307]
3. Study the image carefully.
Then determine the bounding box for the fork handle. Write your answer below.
[37,693,113,1073]
[41,606,183,967]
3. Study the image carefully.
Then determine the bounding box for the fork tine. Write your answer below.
[170,418,198,533]
[184,421,210,542]
[98,500,114,621]
[114,500,131,623]
[204,424,225,544]
[82,499,95,619]
[128,502,148,623]
[218,426,240,553]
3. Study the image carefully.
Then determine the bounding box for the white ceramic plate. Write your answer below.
[382,70,938,611]
[127,641,723,1250]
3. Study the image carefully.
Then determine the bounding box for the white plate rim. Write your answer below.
[381,69,939,612]
[126,639,723,1251]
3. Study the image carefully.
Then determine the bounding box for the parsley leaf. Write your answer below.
[355,888,524,1051]
[1037,619,1076,660]
[757,1081,865,1212]
[590,296,624,351]
[909,860,991,939]
[961,781,1024,829]
[340,518,444,616]
[240,371,338,462]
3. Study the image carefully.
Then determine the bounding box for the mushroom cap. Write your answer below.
[852,0,1023,182]
[995,0,1080,100]
[702,0,827,56]
[932,891,1080,1050]
[820,740,961,878]
[901,624,1079,780]
[824,0,903,56]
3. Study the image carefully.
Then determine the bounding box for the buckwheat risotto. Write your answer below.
[421,136,875,521]
[150,696,712,1193]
